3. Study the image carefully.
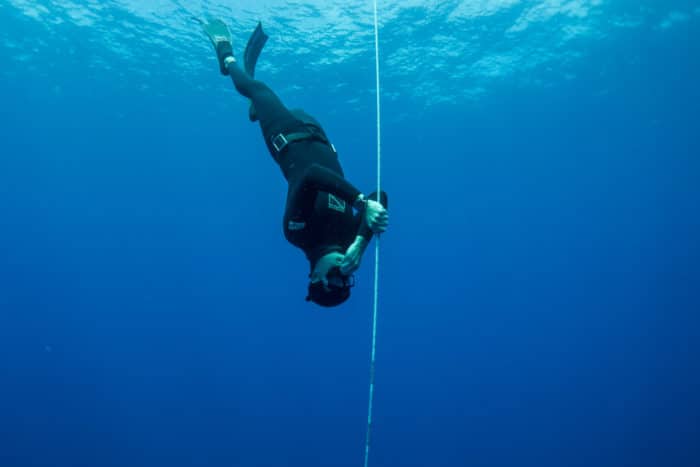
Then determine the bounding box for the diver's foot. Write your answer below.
[218,44,235,75]
[199,18,235,75]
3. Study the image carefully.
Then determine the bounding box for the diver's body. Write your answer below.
[200,19,389,307]
[226,60,378,266]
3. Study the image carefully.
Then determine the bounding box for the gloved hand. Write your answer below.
[364,199,389,234]
[340,236,369,275]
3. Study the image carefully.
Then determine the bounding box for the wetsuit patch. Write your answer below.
[328,194,346,213]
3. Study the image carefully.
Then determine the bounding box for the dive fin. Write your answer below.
[244,22,269,77]
[195,17,234,75]
[243,22,269,121]
[197,18,232,51]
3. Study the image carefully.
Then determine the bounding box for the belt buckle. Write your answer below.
[271,134,289,152]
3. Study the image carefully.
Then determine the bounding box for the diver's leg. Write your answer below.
[225,59,295,132]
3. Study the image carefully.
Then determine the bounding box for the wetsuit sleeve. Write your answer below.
[356,190,389,241]
[291,163,363,207]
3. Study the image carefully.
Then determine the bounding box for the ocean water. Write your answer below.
[1,1,698,466]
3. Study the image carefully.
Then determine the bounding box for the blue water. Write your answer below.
[1,1,699,466]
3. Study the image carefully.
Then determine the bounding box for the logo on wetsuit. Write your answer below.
[328,194,346,213]
[288,221,306,231]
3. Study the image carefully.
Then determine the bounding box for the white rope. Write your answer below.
[364,0,382,466]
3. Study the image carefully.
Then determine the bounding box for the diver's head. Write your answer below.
[305,252,355,307]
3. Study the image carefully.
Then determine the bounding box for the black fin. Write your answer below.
[243,22,269,77]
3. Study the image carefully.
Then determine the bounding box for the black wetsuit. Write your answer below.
[226,60,386,268]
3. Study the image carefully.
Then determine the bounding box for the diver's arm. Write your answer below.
[341,191,389,274]
[292,165,388,233]
[286,164,363,221]
[298,164,362,204]
[341,214,385,275]
[356,190,389,239]
[340,235,370,275]
[297,166,390,228]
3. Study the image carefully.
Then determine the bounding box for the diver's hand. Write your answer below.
[340,236,369,275]
[365,199,389,234]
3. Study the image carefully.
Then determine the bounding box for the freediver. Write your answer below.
[198,19,389,307]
